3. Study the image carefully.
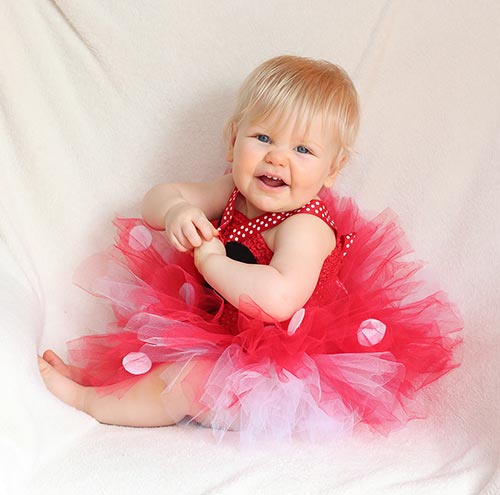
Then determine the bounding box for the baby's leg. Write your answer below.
[38,353,198,427]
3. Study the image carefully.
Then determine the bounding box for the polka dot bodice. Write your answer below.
[215,189,353,323]
[218,188,338,247]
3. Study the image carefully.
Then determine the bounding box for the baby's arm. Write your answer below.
[141,174,234,252]
[194,214,336,321]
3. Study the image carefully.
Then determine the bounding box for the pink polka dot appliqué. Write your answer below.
[287,308,305,336]
[179,282,195,306]
[122,352,152,375]
[128,225,153,251]
[357,318,387,346]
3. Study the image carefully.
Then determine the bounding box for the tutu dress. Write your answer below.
[67,187,462,444]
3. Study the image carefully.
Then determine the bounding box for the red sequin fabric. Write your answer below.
[215,188,353,327]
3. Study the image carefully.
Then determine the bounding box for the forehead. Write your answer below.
[246,107,336,142]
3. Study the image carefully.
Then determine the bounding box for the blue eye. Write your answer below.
[296,145,310,154]
[257,134,270,143]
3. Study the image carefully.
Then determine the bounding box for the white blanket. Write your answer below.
[1,1,499,494]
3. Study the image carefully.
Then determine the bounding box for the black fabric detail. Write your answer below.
[203,241,256,291]
[225,241,257,264]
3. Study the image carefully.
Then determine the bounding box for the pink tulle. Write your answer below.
[67,191,462,443]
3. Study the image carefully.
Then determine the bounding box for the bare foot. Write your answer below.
[38,356,85,411]
[42,350,72,378]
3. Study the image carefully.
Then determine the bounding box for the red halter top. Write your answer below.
[214,189,353,326]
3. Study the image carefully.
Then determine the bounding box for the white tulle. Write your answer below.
[195,345,404,445]
[75,253,160,315]
[127,312,221,361]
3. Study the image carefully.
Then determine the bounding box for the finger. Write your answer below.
[182,223,203,248]
[170,226,195,251]
[193,216,217,241]
[171,233,190,253]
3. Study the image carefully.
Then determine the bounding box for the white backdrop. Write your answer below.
[1,1,499,494]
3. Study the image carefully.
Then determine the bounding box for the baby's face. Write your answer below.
[227,111,340,217]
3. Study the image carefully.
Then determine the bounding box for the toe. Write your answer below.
[38,356,52,375]
[38,356,83,409]
[42,350,71,377]
[42,349,58,364]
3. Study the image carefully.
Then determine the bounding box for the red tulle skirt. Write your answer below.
[67,191,462,444]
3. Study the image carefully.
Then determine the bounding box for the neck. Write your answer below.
[235,194,266,219]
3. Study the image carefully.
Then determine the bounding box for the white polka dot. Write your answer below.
[129,225,153,251]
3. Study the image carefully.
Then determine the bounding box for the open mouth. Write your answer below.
[257,174,288,188]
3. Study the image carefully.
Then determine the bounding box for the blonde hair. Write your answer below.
[226,55,360,166]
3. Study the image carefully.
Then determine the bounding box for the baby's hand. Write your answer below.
[193,236,226,272]
[164,202,219,252]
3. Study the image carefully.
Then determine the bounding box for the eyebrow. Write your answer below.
[302,140,324,151]
[246,122,327,152]
[248,123,324,150]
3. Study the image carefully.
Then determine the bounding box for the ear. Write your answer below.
[225,122,238,163]
[323,154,347,188]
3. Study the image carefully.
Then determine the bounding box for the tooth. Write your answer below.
[262,174,284,183]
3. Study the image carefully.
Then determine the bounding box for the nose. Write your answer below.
[265,147,288,167]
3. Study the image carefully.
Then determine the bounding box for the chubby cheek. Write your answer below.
[232,149,259,178]
[235,139,263,160]
[231,169,252,195]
